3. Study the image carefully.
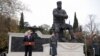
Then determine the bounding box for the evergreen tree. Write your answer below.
[73,12,79,32]
[19,12,24,31]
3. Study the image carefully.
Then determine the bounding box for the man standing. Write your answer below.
[52,1,75,41]
[50,32,58,56]
[23,30,35,56]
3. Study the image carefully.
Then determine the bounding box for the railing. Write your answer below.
[93,48,95,56]
[0,52,6,56]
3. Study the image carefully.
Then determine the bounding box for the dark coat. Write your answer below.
[23,33,35,46]
[23,35,34,42]
[50,36,58,55]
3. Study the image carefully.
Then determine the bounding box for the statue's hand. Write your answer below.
[62,15,68,19]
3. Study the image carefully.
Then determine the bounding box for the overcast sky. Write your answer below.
[19,0,100,27]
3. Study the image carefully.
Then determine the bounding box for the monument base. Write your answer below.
[7,32,85,56]
[7,42,85,56]
[43,42,85,56]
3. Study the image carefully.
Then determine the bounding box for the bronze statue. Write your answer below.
[52,1,76,42]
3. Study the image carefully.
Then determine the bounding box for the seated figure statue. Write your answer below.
[52,1,76,42]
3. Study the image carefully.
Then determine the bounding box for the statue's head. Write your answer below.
[57,1,62,10]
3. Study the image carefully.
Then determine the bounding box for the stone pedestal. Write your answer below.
[43,42,85,56]
[7,31,85,56]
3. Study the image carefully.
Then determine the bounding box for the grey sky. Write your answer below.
[19,0,100,27]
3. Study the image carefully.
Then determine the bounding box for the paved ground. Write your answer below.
[7,52,44,56]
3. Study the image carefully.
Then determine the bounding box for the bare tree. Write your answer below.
[0,0,26,51]
[0,0,25,17]
[40,24,50,31]
[0,15,19,50]
[24,22,30,27]
[83,15,100,56]
[85,15,98,35]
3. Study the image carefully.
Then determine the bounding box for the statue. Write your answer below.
[52,1,76,42]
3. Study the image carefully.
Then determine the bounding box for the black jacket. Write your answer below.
[23,34,34,42]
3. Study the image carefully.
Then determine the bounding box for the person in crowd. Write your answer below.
[23,29,35,56]
[50,32,58,56]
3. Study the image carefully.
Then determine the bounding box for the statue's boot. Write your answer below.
[69,30,78,42]
[70,36,78,42]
